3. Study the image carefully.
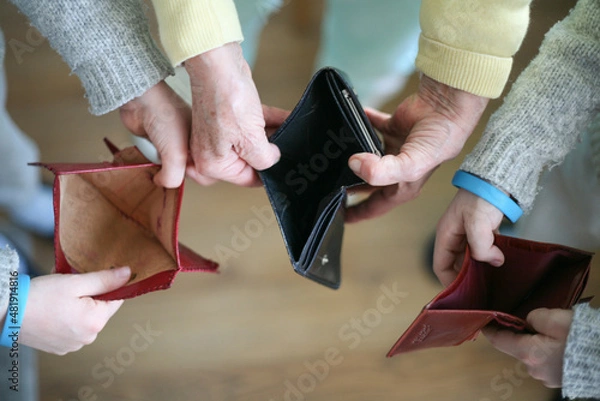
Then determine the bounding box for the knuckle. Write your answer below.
[82,332,99,346]
[403,165,426,182]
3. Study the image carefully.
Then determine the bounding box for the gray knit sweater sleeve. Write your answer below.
[9,0,174,115]
[563,303,600,399]
[0,247,19,324]
[460,0,600,212]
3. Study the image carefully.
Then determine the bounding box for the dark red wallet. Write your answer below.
[31,139,218,300]
[387,234,593,356]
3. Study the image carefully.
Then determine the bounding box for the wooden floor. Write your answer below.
[2,1,598,400]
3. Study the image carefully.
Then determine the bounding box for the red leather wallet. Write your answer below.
[387,234,593,356]
[31,139,218,300]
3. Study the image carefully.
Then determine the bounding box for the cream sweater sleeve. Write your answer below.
[151,0,244,66]
[417,0,532,98]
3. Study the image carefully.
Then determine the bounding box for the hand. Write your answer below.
[184,42,281,187]
[263,104,290,137]
[19,267,131,355]
[433,189,504,287]
[345,75,489,223]
[482,308,573,388]
[120,82,191,188]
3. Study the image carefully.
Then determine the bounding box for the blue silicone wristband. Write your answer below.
[0,274,31,347]
[452,170,523,223]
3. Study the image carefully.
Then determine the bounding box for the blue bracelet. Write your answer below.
[452,170,523,223]
[0,274,31,348]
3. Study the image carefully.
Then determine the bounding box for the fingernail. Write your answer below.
[349,158,361,173]
[115,266,131,279]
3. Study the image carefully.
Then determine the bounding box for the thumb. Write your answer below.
[349,153,414,186]
[239,136,281,171]
[364,107,391,133]
[153,143,188,188]
[74,267,131,298]
[527,308,573,339]
[263,105,290,131]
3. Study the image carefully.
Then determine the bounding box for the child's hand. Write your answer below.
[433,189,505,287]
[20,267,131,355]
[482,308,573,388]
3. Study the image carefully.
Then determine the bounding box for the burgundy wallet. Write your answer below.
[31,139,218,300]
[387,234,593,356]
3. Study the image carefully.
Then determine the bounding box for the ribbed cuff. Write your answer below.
[563,303,600,399]
[77,32,173,115]
[76,31,173,115]
[416,34,513,99]
[152,0,244,66]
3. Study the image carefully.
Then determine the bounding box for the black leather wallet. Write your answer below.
[259,67,383,289]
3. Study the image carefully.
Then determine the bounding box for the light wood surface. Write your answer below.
[1,1,596,400]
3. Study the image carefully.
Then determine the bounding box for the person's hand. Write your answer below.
[184,42,281,187]
[346,75,489,223]
[482,308,573,388]
[433,189,504,287]
[120,82,192,188]
[263,104,290,137]
[19,267,131,355]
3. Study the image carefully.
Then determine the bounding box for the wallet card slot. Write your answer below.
[298,190,345,267]
[325,71,383,157]
[300,194,345,288]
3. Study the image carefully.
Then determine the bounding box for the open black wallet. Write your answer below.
[259,67,383,289]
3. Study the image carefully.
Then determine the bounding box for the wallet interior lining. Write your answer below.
[430,240,591,320]
[263,71,367,261]
[58,170,178,284]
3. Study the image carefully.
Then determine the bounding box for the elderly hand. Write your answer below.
[483,308,573,388]
[346,75,488,223]
[184,42,281,187]
[120,81,192,188]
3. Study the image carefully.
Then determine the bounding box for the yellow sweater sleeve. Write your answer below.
[417,0,532,98]
[150,0,243,66]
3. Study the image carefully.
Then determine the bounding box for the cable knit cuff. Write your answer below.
[152,0,244,66]
[10,0,174,115]
[77,33,173,115]
[563,303,600,399]
[416,34,512,99]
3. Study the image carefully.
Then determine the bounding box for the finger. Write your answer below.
[227,164,262,187]
[482,325,535,360]
[345,180,423,223]
[263,104,291,130]
[144,91,191,188]
[527,308,573,339]
[465,221,505,267]
[73,267,131,298]
[153,144,188,188]
[432,198,470,287]
[237,136,281,171]
[349,152,430,186]
[432,223,466,288]
[364,107,391,133]
[185,165,218,186]
[98,299,125,323]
